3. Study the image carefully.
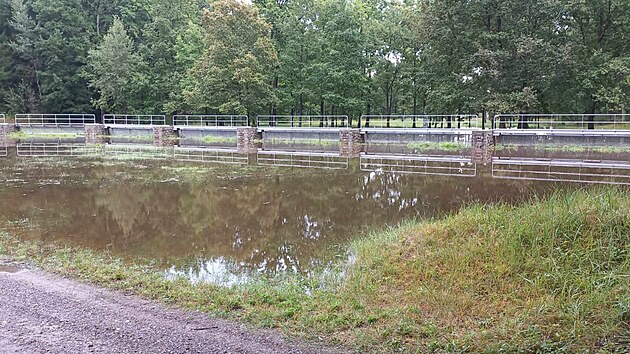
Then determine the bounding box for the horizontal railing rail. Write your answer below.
[103,114,166,126]
[15,114,96,127]
[173,115,248,127]
[257,115,349,128]
[0,114,5,124]
[359,114,480,129]
[492,114,630,131]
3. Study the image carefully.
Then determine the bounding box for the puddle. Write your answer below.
[0,145,627,284]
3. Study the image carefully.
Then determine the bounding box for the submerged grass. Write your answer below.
[0,188,628,352]
[496,144,630,154]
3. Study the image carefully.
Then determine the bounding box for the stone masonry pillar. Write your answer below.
[85,124,109,145]
[237,127,262,154]
[472,130,495,164]
[153,126,179,147]
[0,123,17,148]
[339,129,364,158]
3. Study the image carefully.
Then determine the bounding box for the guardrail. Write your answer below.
[359,115,480,129]
[173,115,248,128]
[492,114,630,131]
[103,114,166,126]
[15,114,96,127]
[257,115,349,128]
[492,157,630,185]
[0,114,5,124]
[361,154,477,177]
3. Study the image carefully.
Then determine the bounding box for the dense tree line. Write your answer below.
[0,0,629,119]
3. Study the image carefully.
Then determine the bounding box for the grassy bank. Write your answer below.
[1,188,628,352]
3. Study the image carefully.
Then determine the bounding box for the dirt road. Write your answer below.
[0,263,344,354]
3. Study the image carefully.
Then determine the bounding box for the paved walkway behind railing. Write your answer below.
[15,114,96,127]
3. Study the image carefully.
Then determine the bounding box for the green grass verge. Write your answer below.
[496,144,630,153]
[406,142,470,152]
[0,188,628,352]
[8,131,82,139]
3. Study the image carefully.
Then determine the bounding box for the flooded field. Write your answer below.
[0,143,628,285]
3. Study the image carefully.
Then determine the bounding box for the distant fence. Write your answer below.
[359,115,480,129]
[103,114,166,126]
[173,115,248,128]
[257,115,349,128]
[15,114,96,127]
[0,114,5,124]
[493,114,630,131]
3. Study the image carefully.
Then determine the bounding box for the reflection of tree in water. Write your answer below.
[0,162,555,277]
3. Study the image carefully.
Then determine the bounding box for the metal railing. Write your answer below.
[0,114,5,124]
[16,143,102,157]
[492,114,630,131]
[103,114,166,126]
[257,115,349,128]
[174,147,248,165]
[0,146,7,157]
[173,115,248,128]
[361,154,477,177]
[257,151,349,169]
[492,157,630,185]
[15,114,96,127]
[359,115,480,129]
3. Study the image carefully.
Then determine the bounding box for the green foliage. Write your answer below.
[1,0,630,116]
[86,18,144,113]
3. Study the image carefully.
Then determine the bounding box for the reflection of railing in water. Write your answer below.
[361,154,477,177]
[174,147,248,165]
[492,157,630,185]
[102,144,171,160]
[16,143,101,157]
[257,151,349,170]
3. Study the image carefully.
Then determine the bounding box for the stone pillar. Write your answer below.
[153,126,179,147]
[85,124,109,145]
[237,127,262,154]
[339,129,364,158]
[472,130,495,164]
[0,123,17,147]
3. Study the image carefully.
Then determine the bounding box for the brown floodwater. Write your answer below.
[0,144,627,285]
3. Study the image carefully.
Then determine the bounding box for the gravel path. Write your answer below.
[0,263,345,354]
